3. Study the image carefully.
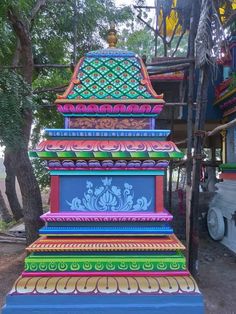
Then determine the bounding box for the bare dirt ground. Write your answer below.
[198,236,236,314]
[0,236,235,313]
[0,242,25,309]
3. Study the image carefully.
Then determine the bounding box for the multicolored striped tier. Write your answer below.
[30,140,184,159]
[27,235,184,252]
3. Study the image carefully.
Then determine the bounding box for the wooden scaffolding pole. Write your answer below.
[186,0,200,267]
[189,64,210,276]
[188,0,213,277]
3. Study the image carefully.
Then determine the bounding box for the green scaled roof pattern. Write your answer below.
[66,55,155,100]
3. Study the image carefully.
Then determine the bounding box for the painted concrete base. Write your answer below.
[2,294,204,314]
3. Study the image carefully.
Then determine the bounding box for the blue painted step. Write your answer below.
[2,295,205,314]
[39,225,173,236]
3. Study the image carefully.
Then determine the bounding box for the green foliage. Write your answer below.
[0,18,15,61]
[0,70,34,147]
[118,26,189,60]
[118,28,157,60]
[0,219,17,232]
[229,72,236,91]
[0,0,134,187]
[169,33,189,57]
[31,158,50,189]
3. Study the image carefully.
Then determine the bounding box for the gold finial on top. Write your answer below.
[107,23,118,48]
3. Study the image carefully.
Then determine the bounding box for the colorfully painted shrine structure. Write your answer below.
[2,28,204,314]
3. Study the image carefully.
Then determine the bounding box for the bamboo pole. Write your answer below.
[207,118,236,136]
[0,64,72,69]
[168,107,175,211]
[176,118,236,146]
[148,63,191,75]
[186,0,199,267]
[189,63,210,277]
[148,58,195,66]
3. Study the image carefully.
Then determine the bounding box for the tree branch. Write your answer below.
[176,118,236,145]
[207,118,236,137]
[7,8,30,50]
[33,84,67,94]
[171,30,186,57]
[30,0,47,22]
[1,64,71,69]
[168,22,180,45]
[224,11,236,28]
[7,6,33,83]
[137,12,156,33]
[12,39,21,67]
[133,5,156,9]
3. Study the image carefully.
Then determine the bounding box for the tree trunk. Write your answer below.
[0,189,12,223]
[4,149,23,221]
[15,146,43,245]
[7,4,44,244]
[15,108,43,245]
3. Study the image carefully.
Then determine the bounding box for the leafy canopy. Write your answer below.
[0,70,34,147]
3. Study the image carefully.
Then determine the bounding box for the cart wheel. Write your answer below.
[207,207,225,240]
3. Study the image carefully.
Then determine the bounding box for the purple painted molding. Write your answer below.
[64,117,69,129]
[40,212,173,222]
[22,271,189,277]
[150,118,155,130]
[57,103,163,114]
[220,96,236,110]
[41,211,173,222]
[47,160,169,169]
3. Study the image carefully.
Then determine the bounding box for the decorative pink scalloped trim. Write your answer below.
[57,103,163,114]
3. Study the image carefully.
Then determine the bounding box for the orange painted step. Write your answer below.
[27,235,185,252]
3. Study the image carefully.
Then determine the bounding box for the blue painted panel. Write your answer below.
[2,294,205,314]
[60,176,155,213]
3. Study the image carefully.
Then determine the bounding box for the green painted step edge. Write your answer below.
[25,254,186,272]
[29,151,184,159]
[219,163,236,171]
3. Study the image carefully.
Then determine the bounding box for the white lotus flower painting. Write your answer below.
[66,177,152,212]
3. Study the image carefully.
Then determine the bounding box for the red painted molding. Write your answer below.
[155,176,164,212]
[50,176,60,213]
[220,173,236,180]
